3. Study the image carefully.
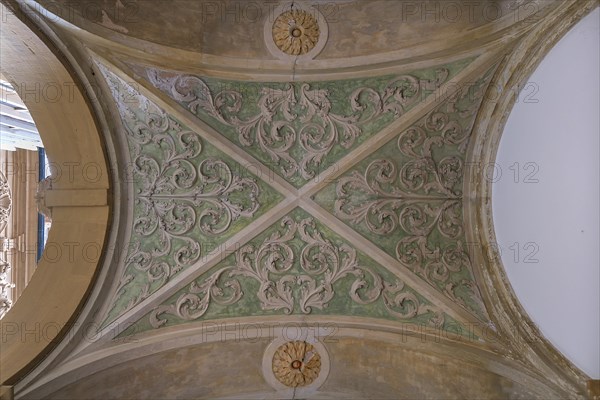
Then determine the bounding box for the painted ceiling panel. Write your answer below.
[132,58,473,187]
[313,66,497,320]
[123,207,470,338]
[6,1,597,398]
[35,0,521,59]
[98,65,284,324]
[91,55,499,332]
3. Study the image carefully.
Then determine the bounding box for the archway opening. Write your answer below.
[493,7,599,379]
[0,1,110,385]
[0,74,52,319]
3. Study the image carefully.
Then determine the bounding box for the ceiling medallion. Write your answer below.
[265,4,328,60]
[272,341,321,387]
[272,9,320,56]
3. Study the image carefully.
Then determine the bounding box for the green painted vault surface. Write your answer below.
[124,208,468,338]
[313,69,495,320]
[100,66,283,324]
[98,56,495,333]
[134,57,473,188]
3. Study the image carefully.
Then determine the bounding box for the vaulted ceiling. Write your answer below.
[0,1,597,399]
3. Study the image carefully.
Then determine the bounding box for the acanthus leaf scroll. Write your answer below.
[145,68,450,183]
[150,216,445,329]
[98,65,262,320]
[332,73,494,320]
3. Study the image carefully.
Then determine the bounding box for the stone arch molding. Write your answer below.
[0,0,110,389]
[464,1,599,398]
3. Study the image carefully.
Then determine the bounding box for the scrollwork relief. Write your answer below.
[0,259,14,319]
[145,68,449,183]
[0,172,11,234]
[99,65,262,319]
[150,216,444,328]
[330,74,493,319]
[0,173,13,319]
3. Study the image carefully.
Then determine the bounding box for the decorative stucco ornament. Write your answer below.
[0,172,11,234]
[35,177,53,220]
[265,4,328,60]
[97,65,267,323]
[272,9,320,56]
[0,258,14,319]
[272,341,321,387]
[149,214,445,329]
[144,67,449,186]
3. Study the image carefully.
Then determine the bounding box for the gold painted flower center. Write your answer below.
[272,9,320,56]
[272,341,321,387]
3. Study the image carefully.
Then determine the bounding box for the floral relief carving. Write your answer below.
[99,59,492,330]
[0,259,14,319]
[331,74,493,318]
[272,9,320,56]
[272,341,321,387]
[150,216,444,328]
[0,172,11,234]
[99,66,261,318]
[35,177,52,219]
[145,68,449,183]
[0,173,13,318]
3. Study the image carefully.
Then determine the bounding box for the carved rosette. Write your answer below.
[272,341,321,387]
[272,9,320,56]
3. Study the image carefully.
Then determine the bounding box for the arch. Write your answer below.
[493,7,599,378]
[0,2,110,385]
[464,1,597,395]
